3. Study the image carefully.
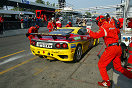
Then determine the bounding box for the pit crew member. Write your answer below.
[56,17,63,28]
[47,17,56,32]
[65,21,72,27]
[87,15,132,87]
[26,25,39,43]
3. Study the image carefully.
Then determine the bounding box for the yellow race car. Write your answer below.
[29,27,99,62]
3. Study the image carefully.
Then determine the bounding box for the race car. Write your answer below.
[29,27,99,62]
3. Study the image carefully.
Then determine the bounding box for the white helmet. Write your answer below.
[59,17,63,21]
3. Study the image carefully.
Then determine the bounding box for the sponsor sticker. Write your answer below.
[73,36,81,40]
[71,44,76,48]
[83,37,87,40]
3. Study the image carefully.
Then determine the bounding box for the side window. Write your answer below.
[77,29,87,35]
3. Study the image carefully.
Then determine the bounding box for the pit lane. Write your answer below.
[0,24,114,88]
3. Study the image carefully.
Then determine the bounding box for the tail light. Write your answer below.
[31,41,36,46]
[55,43,61,48]
[131,37,132,40]
[55,43,68,49]
[62,43,68,48]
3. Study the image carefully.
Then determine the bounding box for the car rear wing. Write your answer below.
[27,33,70,40]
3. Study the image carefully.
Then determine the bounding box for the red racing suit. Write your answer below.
[108,17,116,27]
[65,24,72,27]
[128,21,132,28]
[47,21,56,32]
[27,26,38,43]
[89,21,132,81]
[0,17,4,23]
[56,20,62,28]
[118,18,123,29]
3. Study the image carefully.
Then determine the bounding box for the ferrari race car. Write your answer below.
[29,27,99,62]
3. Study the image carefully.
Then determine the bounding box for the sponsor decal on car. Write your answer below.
[83,37,87,40]
[71,44,76,48]
[73,36,81,40]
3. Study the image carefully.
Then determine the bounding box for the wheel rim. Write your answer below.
[76,46,82,61]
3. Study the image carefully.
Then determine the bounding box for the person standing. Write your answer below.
[0,16,4,34]
[87,15,132,87]
[26,25,39,43]
[117,18,123,29]
[104,13,121,41]
[127,18,132,28]
[33,17,36,26]
[65,21,72,27]
[24,17,28,28]
[28,17,32,28]
[20,17,24,29]
[56,17,63,28]
[47,17,57,32]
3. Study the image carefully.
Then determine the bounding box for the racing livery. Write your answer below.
[29,27,99,62]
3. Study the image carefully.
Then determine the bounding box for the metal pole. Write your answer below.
[123,0,127,32]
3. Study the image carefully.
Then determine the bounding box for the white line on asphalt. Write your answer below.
[0,53,32,66]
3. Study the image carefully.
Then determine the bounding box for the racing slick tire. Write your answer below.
[39,56,44,58]
[95,38,99,46]
[73,45,82,62]
[97,38,100,45]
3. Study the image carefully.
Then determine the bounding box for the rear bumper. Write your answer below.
[30,45,76,61]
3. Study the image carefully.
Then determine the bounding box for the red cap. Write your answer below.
[96,15,105,21]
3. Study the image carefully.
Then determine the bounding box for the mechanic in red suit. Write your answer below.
[118,18,124,29]
[47,17,56,32]
[87,15,132,87]
[128,19,132,28]
[105,13,121,41]
[104,13,116,27]
[65,21,72,27]
[56,17,63,28]
[27,25,39,43]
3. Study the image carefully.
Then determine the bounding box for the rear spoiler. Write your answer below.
[26,33,70,40]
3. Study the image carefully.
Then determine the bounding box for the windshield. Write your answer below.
[57,29,74,32]
[49,29,74,34]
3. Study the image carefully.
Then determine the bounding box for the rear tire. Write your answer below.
[39,56,44,58]
[97,38,100,45]
[73,45,82,62]
[95,38,99,46]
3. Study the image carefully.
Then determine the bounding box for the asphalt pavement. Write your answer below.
[0,25,132,88]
